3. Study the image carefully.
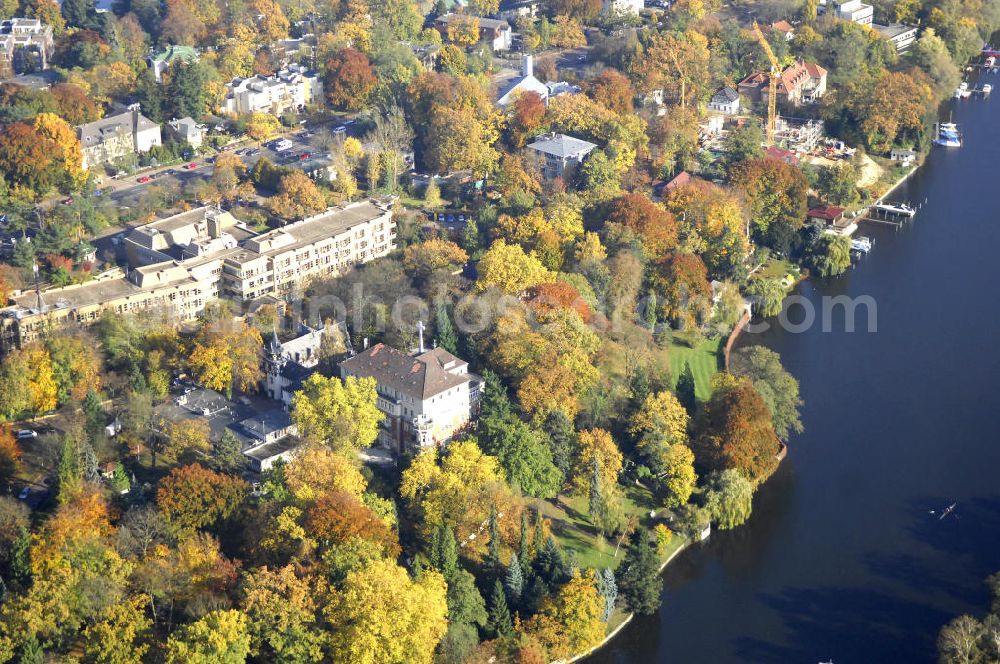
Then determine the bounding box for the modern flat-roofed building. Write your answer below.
[339,342,481,453]
[873,23,918,52]
[0,18,53,77]
[1,201,395,351]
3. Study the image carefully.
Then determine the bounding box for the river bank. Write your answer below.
[587,53,1000,663]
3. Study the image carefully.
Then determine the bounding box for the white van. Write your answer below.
[273,139,294,152]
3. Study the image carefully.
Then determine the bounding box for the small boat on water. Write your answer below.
[873,202,915,217]
[983,83,993,95]
[935,122,962,147]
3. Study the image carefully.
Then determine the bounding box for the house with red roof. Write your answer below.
[738,59,827,106]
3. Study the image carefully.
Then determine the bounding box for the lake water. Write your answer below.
[590,82,1000,662]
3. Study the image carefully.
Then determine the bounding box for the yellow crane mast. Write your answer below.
[752,21,779,146]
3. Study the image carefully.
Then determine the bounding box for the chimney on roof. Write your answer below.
[416,320,425,354]
[523,54,533,78]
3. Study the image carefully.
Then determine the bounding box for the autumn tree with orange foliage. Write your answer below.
[189,316,263,397]
[157,464,248,536]
[324,48,377,111]
[50,83,101,124]
[46,332,103,404]
[305,491,400,556]
[402,238,468,281]
[586,69,635,115]
[508,91,546,147]
[525,281,591,323]
[692,377,781,485]
[606,192,679,259]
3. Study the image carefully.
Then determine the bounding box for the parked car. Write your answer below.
[17,487,29,500]
[184,163,199,170]
[333,125,347,135]
[137,175,151,183]
[15,429,37,440]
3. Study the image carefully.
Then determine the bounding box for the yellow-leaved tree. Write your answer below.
[572,428,623,495]
[188,319,262,398]
[323,559,448,664]
[526,569,605,660]
[244,112,281,143]
[283,447,367,502]
[291,374,381,454]
[475,240,551,294]
[400,441,518,551]
[33,113,84,186]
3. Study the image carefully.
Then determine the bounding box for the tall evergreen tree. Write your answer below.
[486,508,501,574]
[644,290,658,328]
[462,217,480,253]
[434,304,458,354]
[677,361,697,414]
[596,567,618,622]
[212,430,247,474]
[479,369,512,422]
[505,553,523,605]
[56,437,82,504]
[541,409,578,476]
[61,0,94,28]
[588,457,603,519]
[533,509,545,562]
[432,524,459,582]
[487,579,513,638]
[534,536,569,586]
[617,531,663,615]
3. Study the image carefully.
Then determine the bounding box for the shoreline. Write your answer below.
[562,539,692,664]
[561,135,927,664]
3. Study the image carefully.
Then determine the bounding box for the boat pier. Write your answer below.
[862,199,923,228]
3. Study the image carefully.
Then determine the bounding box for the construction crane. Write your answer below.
[752,21,779,146]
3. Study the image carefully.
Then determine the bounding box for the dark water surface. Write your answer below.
[590,89,1000,663]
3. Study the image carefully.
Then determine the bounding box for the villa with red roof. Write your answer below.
[738,60,827,106]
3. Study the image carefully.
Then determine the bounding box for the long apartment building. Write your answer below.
[0,201,395,350]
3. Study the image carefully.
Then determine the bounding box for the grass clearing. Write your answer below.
[668,336,723,401]
[536,483,659,571]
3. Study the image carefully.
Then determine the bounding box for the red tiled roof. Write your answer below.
[808,206,846,221]
[765,146,799,165]
[665,171,691,190]
[771,20,794,33]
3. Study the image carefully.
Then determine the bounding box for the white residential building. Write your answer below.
[873,23,918,52]
[525,132,598,181]
[168,117,205,149]
[339,343,482,453]
[0,18,53,76]
[222,64,323,116]
[708,87,740,114]
[823,0,873,25]
[602,0,643,14]
[263,324,330,404]
[1,201,395,351]
[77,106,162,170]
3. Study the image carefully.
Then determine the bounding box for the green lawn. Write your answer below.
[668,336,723,401]
[537,484,659,571]
[755,257,800,283]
